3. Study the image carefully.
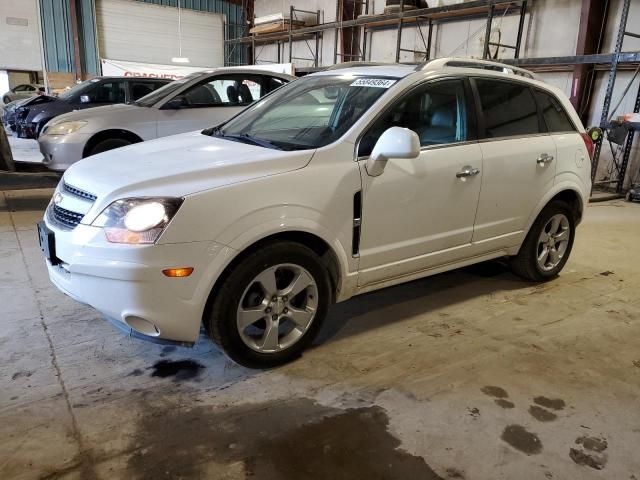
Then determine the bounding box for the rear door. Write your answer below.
[471,78,557,246]
[156,74,271,137]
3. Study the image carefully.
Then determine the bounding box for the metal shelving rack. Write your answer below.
[226,0,529,71]
[228,0,640,195]
[589,0,639,193]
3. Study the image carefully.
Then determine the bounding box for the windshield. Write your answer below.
[134,72,204,107]
[58,79,100,100]
[212,75,395,151]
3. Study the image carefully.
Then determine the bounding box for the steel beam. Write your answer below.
[503,52,640,67]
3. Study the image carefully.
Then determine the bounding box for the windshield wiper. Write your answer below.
[215,132,283,150]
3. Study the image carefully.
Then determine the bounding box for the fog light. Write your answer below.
[162,267,194,277]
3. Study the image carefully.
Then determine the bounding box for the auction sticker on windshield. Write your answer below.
[350,78,396,88]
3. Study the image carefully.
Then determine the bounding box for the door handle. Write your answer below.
[456,166,480,178]
[537,153,554,165]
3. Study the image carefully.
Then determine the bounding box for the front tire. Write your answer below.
[88,137,132,156]
[510,200,575,281]
[206,242,332,368]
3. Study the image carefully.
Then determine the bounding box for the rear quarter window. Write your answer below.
[534,90,576,133]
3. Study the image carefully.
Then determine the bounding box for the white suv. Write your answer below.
[39,58,593,368]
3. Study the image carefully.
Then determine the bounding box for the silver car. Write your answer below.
[2,83,44,104]
[39,68,295,171]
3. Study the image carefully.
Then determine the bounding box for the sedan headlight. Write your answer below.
[45,120,87,136]
[92,197,183,244]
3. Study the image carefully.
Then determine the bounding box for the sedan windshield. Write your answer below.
[134,72,204,107]
[211,75,395,151]
[58,79,100,100]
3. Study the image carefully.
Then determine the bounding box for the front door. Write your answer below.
[471,78,557,245]
[156,74,269,138]
[357,78,483,286]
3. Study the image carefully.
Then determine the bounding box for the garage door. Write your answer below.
[96,0,223,68]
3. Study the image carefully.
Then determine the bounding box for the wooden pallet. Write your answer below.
[250,20,306,35]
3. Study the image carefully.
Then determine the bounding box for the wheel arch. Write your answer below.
[82,129,143,157]
[202,230,344,326]
[520,183,586,254]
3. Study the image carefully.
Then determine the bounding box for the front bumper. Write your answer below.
[43,217,232,344]
[39,133,92,171]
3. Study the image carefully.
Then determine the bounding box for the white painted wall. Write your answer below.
[253,0,337,68]
[0,0,43,71]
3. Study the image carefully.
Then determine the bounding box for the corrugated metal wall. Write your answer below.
[39,0,245,74]
[77,0,100,75]
[40,0,76,73]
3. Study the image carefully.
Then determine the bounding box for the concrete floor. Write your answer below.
[1,189,639,480]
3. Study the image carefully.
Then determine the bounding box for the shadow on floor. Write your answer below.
[316,259,529,345]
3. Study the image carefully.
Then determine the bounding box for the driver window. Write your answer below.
[180,75,263,107]
[358,79,468,157]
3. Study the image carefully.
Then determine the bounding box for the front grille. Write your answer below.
[50,204,84,229]
[63,182,97,202]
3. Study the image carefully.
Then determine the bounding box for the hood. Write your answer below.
[63,131,314,219]
[20,95,57,108]
[50,103,143,125]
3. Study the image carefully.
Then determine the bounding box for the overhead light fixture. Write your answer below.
[172,0,190,64]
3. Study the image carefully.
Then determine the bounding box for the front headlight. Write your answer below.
[91,197,183,244]
[45,120,87,136]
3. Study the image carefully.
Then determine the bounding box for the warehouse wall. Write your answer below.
[96,0,224,67]
[0,0,44,71]
[253,0,338,68]
[39,0,245,76]
[253,0,640,187]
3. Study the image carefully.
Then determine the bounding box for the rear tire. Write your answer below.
[205,242,331,368]
[510,200,575,282]
[88,138,132,156]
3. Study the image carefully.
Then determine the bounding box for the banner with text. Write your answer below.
[101,59,295,79]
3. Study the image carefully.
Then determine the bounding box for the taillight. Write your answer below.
[581,132,594,160]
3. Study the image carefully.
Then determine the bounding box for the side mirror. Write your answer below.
[366,126,421,177]
[80,94,91,104]
[164,96,187,109]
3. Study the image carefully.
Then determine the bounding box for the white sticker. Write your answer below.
[350,78,396,88]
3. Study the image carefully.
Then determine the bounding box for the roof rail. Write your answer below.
[417,58,538,80]
[324,62,390,71]
[324,61,418,71]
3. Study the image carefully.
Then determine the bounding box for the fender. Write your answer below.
[223,211,355,298]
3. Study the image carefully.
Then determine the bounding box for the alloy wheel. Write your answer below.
[236,263,318,353]
[536,213,570,271]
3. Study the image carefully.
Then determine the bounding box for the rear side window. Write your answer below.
[475,79,541,138]
[534,90,576,133]
[88,81,126,104]
[129,81,166,101]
